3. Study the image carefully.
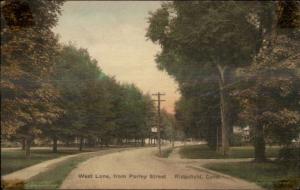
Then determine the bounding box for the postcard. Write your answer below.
[1,1,300,190]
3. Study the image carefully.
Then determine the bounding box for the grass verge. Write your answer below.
[24,153,91,189]
[179,145,280,159]
[1,149,85,175]
[204,161,300,190]
[158,148,173,158]
[25,148,127,189]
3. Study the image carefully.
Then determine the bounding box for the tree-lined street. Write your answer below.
[61,147,262,189]
[1,1,300,190]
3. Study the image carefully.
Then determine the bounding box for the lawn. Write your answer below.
[25,148,127,189]
[179,144,280,159]
[24,153,92,189]
[204,161,300,190]
[1,149,89,175]
[157,147,173,158]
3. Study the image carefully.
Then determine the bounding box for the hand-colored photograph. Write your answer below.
[1,1,300,190]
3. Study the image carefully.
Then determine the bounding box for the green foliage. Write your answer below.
[1,0,156,153]
[113,84,154,141]
[147,1,300,159]
[1,0,64,137]
[230,134,243,147]
[51,44,108,139]
[235,2,300,160]
[47,44,156,148]
[147,1,261,73]
[278,146,300,170]
[273,176,300,190]
[1,0,65,158]
[160,109,176,140]
[146,1,264,151]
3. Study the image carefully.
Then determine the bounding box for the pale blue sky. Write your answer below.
[53,1,179,113]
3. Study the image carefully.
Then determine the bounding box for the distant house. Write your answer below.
[292,132,300,145]
[233,126,250,142]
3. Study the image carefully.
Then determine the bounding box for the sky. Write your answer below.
[53,1,179,114]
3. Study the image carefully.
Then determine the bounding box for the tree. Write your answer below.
[146,1,261,155]
[236,1,300,161]
[50,44,112,151]
[1,0,64,157]
[160,109,177,147]
[49,44,156,149]
[114,84,154,145]
[174,92,222,149]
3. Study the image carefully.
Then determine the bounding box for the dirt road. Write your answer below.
[60,147,262,189]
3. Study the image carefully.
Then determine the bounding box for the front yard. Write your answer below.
[1,148,91,175]
[204,161,300,190]
[179,144,280,159]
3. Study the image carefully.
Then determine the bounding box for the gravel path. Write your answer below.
[60,147,263,189]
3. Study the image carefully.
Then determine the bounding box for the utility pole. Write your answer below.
[171,125,175,149]
[152,92,165,156]
[216,125,219,152]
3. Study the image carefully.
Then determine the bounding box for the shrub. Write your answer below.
[230,134,243,146]
[278,146,300,170]
[273,177,300,190]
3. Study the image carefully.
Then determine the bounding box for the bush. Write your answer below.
[278,146,300,170]
[230,134,243,146]
[157,148,173,158]
[273,177,300,190]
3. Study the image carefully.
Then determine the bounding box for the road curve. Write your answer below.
[60,147,262,189]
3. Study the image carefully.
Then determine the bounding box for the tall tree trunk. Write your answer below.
[25,137,32,158]
[171,130,175,149]
[118,138,123,146]
[21,138,25,150]
[79,136,83,151]
[52,136,58,153]
[65,140,70,147]
[254,124,266,162]
[217,65,230,155]
[251,2,278,163]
